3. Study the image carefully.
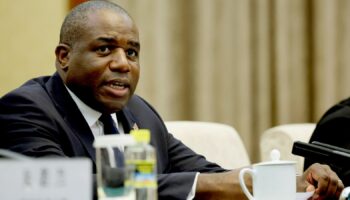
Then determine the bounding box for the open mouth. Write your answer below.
[109,81,128,89]
[103,79,130,98]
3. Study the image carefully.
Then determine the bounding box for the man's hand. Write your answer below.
[298,163,344,200]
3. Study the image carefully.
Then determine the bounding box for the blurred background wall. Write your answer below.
[1,0,350,162]
[0,0,67,95]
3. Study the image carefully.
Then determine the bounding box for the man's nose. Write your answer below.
[109,48,130,72]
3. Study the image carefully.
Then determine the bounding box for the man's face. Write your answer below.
[58,9,140,113]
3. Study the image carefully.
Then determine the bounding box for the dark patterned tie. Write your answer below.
[99,113,119,134]
[99,113,124,168]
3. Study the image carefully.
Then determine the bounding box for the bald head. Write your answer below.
[59,0,131,46]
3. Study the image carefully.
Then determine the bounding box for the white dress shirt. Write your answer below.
[66,87,125,137]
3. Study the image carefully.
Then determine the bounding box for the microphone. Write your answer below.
[292,141,350,167]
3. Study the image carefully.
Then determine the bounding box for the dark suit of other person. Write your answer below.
[304,97,350,186]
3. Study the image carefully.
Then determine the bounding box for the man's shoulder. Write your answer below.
[337,97,350,107]
[319,96,350,123]
[128,95,154,111]
[1,75,53,101]
[127,95,163,120]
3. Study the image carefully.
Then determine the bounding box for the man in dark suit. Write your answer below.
[304,97,350,186]
[0,0,344,199]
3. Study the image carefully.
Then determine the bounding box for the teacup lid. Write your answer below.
[254,149,296,166]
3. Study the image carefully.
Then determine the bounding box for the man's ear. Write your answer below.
[55,44,71,71]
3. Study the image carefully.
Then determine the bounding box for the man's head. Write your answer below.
[55,0,140,114]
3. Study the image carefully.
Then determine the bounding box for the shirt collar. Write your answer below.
[65,86,101,127]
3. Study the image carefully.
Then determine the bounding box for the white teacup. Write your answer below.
[239,150,296,200]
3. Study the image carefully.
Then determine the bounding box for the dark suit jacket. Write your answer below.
[0,72,225,199]
[304,97,350,186]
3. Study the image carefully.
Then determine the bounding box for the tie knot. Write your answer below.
[99,113,118,134]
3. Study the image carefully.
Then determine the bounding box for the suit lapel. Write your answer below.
[44,73,142,166]
[117,107,139,133]
[45,73,96,164]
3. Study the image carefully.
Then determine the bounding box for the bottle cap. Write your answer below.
[130,129,151,143]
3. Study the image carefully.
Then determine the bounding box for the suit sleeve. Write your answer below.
[304,99,350,186]
[157,130,227,199]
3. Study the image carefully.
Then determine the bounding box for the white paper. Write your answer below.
[296,191,314,200]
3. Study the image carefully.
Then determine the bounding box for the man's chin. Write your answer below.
[95,95,130,113]
[100,101,127,113]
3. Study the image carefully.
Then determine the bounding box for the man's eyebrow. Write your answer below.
[128,41,140,50]
[96,37,116,43]
[96,37,140,50]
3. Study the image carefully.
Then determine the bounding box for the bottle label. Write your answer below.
[126,160,157,188]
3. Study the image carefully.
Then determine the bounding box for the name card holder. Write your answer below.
[0,158,92,200]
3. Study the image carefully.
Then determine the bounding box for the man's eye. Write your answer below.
[126,49,138,58]
[96,46,111,55]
